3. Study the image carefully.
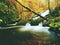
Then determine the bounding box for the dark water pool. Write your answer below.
[0,27,60,45]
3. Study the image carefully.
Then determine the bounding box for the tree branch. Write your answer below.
[16,0,48,21]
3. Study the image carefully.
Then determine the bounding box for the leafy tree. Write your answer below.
[0,2,19,26]
[43,5,60,31]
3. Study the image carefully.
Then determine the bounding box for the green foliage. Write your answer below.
[0,0,5,2]
[30,19,38,25]
[30,18,43,25]
[16,17,43,25]
[0,19,3,24]
[17,19,28,25]
[49,22,60,28]
[43,5,60,30]
[0,2,19,26]
[51,5,60,17]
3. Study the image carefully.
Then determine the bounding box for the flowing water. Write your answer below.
[0,23,60,45]
[0,10,60,45]
[20,22,50,33]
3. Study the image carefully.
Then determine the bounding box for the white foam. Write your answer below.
[33,10,49,20]
[21,23,50,33]
[40,10,49,17]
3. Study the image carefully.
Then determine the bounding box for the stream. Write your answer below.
[0,10,60,45]
[0,23,60,45]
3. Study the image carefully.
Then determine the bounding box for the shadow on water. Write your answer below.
[0,23,60,45]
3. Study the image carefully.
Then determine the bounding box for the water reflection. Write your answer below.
[0,23,60,45]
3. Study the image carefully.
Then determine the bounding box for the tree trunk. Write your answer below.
[48,0,51,14]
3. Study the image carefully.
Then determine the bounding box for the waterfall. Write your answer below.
[20,9,50,32]
[21,22,50,33]
[33,10,49,20]
[40,10,49,17]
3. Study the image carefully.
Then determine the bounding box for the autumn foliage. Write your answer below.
[4,0,59,19]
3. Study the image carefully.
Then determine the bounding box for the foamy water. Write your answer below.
[40,10,49,17]
[33,10,49,20]
[0,10,50,33]
[20,22,50,33]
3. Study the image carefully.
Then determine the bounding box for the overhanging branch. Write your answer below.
[16,0,48,21]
